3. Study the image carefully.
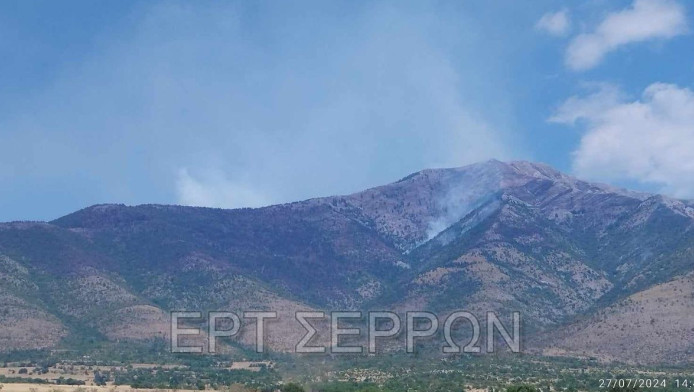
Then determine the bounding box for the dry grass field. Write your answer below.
[0,385,204,392]
[0,364,187,385]
[0,361,274,392]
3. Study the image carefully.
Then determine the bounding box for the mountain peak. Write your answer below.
[507,160,562,178]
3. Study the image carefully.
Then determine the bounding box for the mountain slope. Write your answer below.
[541,273,694,364]
[0,160,692,363]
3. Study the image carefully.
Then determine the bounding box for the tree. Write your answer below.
[506,386,538,392]
[281,383,305,392]
[608,387,639,392]
[94,371,108,386]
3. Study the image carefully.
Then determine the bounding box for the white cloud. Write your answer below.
[552,83,694,198]
[549,83,624,124]
[176,168,270,209]
[566,0,688,71]
[536,10,570,37]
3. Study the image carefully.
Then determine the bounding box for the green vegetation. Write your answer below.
[0,354,693,392]
[111,366,279,390]
[506,386,538,392]
[281,383,306,392]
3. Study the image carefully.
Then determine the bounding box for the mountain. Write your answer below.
[0,160,692,364]
[542,272,694,364]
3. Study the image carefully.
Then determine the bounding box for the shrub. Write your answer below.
[281,383,306,392]
[506,386,538,392]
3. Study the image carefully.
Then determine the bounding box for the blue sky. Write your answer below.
[1,0,693,221]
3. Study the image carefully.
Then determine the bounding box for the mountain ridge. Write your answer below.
[1,159,692,364]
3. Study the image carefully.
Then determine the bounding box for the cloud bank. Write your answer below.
[0,2,515,214]
[552,83,694,198]
[536,10,570,37]
[566,0,688,71]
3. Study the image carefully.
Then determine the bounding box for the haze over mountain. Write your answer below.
[1,160,692,364]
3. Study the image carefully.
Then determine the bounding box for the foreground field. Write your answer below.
[0,385,201,392]
[1,354,693,392]
[0,362,273,386]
